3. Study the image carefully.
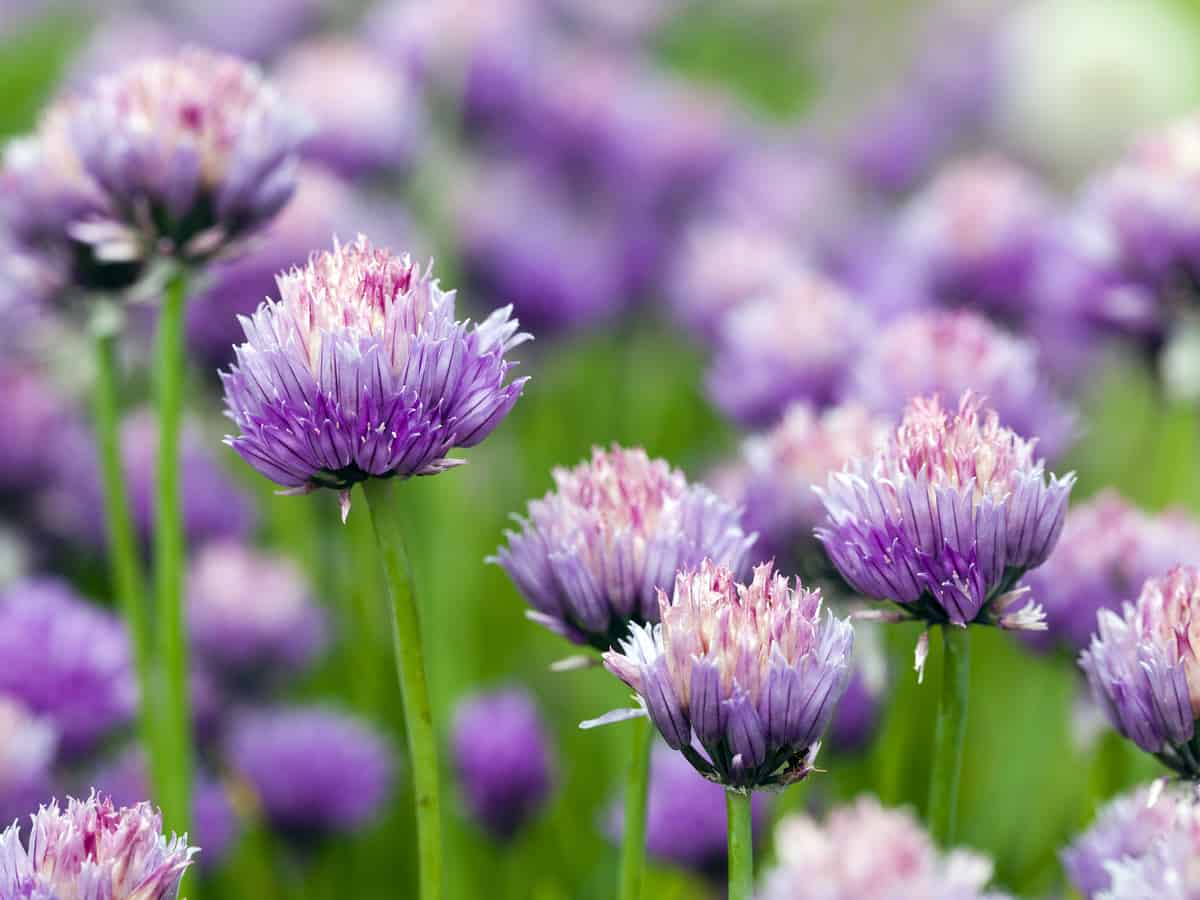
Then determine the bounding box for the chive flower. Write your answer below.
[0,698,57,833]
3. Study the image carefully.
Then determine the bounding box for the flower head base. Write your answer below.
[493,445,754,650]
[818,391,1074,633]
[1081,566,1200,774]
[588,560,854,791]
[222,236,529,516]
[0,793,195,900]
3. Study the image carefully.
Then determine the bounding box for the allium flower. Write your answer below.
[1063,783,1194,898]
[817,392,1074,653]
[492,445,755,651]
[63,47,307,267]
[0,365,78,496]
[188,541,326,684]
[0,579,135,755]
[0,699,57,832]
[225,705,393,836]
[274,39,422,179]
[1081,566,1200,774]
[706,268,870,426]
[606,744,769,882]
[846,310,1077,460]
[1024,493,1200,654]
[1100,821,1200,900]
[757,796,1010,900]
[451,688,556,841]
[222,236,529,519]
[586,560,854,791]
[0,793,195,899]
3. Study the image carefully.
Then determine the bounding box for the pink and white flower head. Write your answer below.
[847,310,1077,460]
[1081,566,1200,775]
[817,391,1074,658]
[585,560,854,791]
[494,446,754,651]
[0,793,196,900]
[757,796,1011,900]
[1097,792,1200,900]
[0,698,57,831]
[222,235,529,520]
[706,268,870,427]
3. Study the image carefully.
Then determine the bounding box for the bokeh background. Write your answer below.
[5,0,1200,896]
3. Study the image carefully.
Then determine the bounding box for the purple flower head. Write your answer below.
[706,268,870,427]
[758,796,1009,900]
[274,38,422,179]
[0,365,78,496]
[587,560,854,791]
[817,391,1075,639]
[65,47,307,268]
[0,793,196,900]
[451,688,555,842]
[89,749,239,871]
[188,541,327,686]
[1063,783,1194,898]
[1024,493,1200,655]
[847,310,1077,460]
[1100,813,1200,900]
[222,236,529,517]
[492,445,755,650]
[0,699,57,832]
[225,705,393,837]
[1081,566,1200,774]
[607,744,768,882]
[0,579,135,756]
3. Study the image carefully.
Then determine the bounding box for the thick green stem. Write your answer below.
[154,269,193,836]
[726,790,754,900]
[361,479,443,900]
[91,305,158,763]
[928,625,970,845]
[617,716,653,900]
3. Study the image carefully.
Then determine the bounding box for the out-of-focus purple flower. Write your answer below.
[607,744,768,882]
[274,38,422,179]
[63,15,178,88]
[758,795,1009,900]
[587,560,854,791]
[226,705,393,837]
[451,688,555,842]
[1024,492,1200,655]
[0,698,57,832]
[818,392,1074,644]
[188,541,326,685]
[1063,783,1193,898]
[706,268,870,427]
[544,0,679,44]
[89,748,239,871]
[0,793,196,900]
[1100,815,1200,900]
[1081,566,1200,774]
[65,47,307,268]
[846,310,1077,459]
[163,0,324,61]
[222,236,529,517]
[829,624,887,754]
[0,365,78,496]
[0,579,135,755]
[492,445,754,650]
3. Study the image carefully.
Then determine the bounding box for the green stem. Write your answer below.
[154,268,192,837]
[928,625,970,846]
[361,479,443,900]
[90,304,158,768]
[617,716,653,900]
[726,790,754,900]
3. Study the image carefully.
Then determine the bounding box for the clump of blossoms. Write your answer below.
[1101,819,1200,900]
[1063,783,1197,898]
[0,698,57,831]
[222,235,529,519]
[493,445,754,651]
[818,391,1074,666]
[0,793,195,900]
[586,559,854,791]
[757,796,1012,900]
[1081,566,1200,776]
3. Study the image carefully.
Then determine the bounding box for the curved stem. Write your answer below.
[154,268,192,836]
[617,716,653,900]
[726,790,754,900]
[361,478,443,900]
[928,625,970,846]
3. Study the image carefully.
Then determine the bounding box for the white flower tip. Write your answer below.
[550,654,598,673]
[914,629,931,684]
[579,707,646,730]
[338,489,352,524]
[1148,777,1167,809]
